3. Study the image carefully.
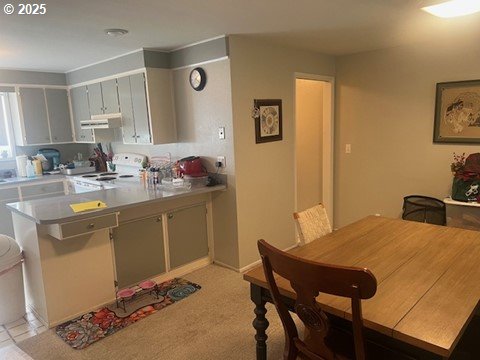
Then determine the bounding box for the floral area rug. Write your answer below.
[56,278,201,350]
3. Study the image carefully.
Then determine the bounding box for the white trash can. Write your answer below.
[0,234,25,325]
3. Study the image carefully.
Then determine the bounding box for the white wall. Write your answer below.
[335,39,480,227]
[229,36,335,269]
[295,79,324,211]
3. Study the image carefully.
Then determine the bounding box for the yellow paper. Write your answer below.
[70,201,107,213]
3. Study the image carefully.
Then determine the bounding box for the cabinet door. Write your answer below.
[101,79,119,114]
[70,86,94,142]
[117,76,136,144]
[130,73,151,144]
[18,88,51,144]
[113,216,166,288]
[21,181,65,199]
[87,82,103,116]
[167,204,208,269]
[0,188,19,238]
[45,89,73,143]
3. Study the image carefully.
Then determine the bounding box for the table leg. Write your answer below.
[251,283,269,360]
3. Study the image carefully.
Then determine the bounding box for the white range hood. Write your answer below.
[80,113,122,129]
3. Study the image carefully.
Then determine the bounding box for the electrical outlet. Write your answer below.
[217,156,226,168]
[218,127,225,140]
[345,144,351,154]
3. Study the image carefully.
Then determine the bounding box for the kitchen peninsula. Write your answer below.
[7,183,225,328]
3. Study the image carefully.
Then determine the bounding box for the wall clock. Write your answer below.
[189,67,207,91]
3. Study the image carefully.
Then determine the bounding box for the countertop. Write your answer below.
[7,183,226,224]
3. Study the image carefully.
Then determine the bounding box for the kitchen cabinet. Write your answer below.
[117,73,151,144]
[144,68,177,144]
[112,215,166,288]
[70,86,94,143]
[87,80,119,116]
[45,89,73,143]
[0,188,20,238]
[0,180,65,238]
[117,76,136,144]
[17,88,51,145]
[167,204,208,269]
[20,181,65,200]
[12,87,76,146]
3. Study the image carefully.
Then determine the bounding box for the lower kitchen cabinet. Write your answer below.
[0,188,20,237]
[112,215,166,288]
[167,204,208,269]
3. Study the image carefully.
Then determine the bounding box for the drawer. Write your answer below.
[47,213,118,240]
[21,181,65,198]
[0,187,19,201]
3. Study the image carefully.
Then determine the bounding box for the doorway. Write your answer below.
[294,73,334,225]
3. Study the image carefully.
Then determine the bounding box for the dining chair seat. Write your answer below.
[293,203,332,245]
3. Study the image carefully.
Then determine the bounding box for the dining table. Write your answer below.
[243,215,480,360]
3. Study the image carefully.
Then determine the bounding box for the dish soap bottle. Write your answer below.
[26,160,35,178]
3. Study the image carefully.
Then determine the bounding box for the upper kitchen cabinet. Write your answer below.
[118,73,151,144]
[144,68,177,144]
[117,69,176,145]
[12,87,74,146]
[87,79,120,116]
[17,88,50,145]
[45,89,73,143]
[70,86,94,143]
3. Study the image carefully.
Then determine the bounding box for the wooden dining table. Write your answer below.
[243,216,480,360]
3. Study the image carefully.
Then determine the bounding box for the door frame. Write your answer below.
[293,72,335,225]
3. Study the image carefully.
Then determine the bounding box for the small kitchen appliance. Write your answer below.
[38,148,60,171]
[178,156,207,177]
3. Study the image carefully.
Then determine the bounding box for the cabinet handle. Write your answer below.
[168,214,174,220]
[156,217,162,222]
[132,135,136,138]
[87,223,95,229]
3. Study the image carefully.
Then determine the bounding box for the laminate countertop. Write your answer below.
[7,183,226,225]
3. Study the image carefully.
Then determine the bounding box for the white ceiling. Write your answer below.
[1,0,480,72]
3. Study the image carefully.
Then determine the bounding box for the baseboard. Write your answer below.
[213,260,240,272]
[239,243,299,273]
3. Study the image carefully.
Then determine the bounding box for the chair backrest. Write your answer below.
[258,239,377,360]
[402,195,446,225]
[294,204,332,244]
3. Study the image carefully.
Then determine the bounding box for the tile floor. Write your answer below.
[0,309,46,349]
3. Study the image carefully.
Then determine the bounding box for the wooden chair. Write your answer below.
[258,239,377,360]
[293,204,332,245]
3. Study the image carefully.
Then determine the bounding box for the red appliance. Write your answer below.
[178,156,207,177]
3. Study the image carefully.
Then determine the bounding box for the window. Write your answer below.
[0,92,16,160]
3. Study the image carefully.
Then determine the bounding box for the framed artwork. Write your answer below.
[253,99,283,144]
[433,79,480,143]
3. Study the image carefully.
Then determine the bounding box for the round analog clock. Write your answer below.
[189,67,207,91]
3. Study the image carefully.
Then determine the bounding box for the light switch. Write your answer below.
[345,144,351,154]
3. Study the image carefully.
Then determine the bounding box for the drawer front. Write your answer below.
[61,213,118,238]
[0,187,19,201]
[21,181,65,198]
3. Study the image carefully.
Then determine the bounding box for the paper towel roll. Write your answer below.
[16,155,27,177]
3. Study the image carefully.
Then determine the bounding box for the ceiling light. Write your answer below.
[422,0,480,18]
[104,29,129,37]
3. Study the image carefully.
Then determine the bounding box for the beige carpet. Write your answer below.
[17,265,287,360]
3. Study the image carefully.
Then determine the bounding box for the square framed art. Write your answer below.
[253,99,283,144]
[433,80,480,143]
